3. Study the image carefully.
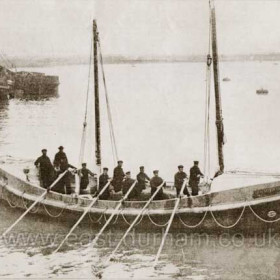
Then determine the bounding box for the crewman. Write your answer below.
[98,167,111,200]
[174,165,190,197]
[136,166,150,191]
[189,161,204,196]
[112,160,125,192]
[150,170,165,200]
[53,146,69,172]
[53,146,72,194]
[78,163,96,194]
[122,171,138,199]
[34,149,54,189]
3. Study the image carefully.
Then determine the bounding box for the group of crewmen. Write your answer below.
[35,146,204,200]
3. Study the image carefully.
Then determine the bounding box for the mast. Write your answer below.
[93,20,101,168]
[211,3,225,173]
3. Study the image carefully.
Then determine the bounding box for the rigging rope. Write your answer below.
[203,1,212,181]
[97,33,119,164]
[79,36,93,165]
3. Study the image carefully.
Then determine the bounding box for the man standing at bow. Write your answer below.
[53,146,72,194]
[189,161,204,196]
[34,149,54,189]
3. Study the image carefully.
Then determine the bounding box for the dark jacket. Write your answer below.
[53,151,69,171]
[189,166,203,184]
[98,173,110,199]
[174,171,187,189]
[136,172,150,190]
[112,166,125,192]
[34,155,53,174]
[150,176,165,200]
[78,168,95,189]
[122,178,137,199]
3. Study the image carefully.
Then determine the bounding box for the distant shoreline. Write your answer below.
[1,53,280,68]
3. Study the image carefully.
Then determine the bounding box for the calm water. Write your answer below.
[0,61,280,279]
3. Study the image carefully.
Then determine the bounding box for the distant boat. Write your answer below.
[222,77,230,82]
[274,62,278,65]
[256,88,268,95]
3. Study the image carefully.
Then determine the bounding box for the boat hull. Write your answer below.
[1,166,280,234]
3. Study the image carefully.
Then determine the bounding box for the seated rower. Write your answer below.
[78,163,96,194]
[150,170,166,200]
[122,171,138,199]
[98,167,112,200]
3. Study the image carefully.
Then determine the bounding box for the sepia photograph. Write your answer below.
[0,0,280,279]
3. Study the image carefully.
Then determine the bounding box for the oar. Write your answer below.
[2,170,68,237]
[153,179,187,268]
[89,180,137,248]
[105,180,166,265]
[54,180,111,253]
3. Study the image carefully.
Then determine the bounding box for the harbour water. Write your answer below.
[0,61,280,278]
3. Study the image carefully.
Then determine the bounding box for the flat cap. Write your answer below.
[153,170,159,174]
[194,161,199,164]
[103,167,108,171]
[117,160,123,164]
[125,171,131,175]
[41,149,47,152]
[58,146,64,149]
[178,165,184,169]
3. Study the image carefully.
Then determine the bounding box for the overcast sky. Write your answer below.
[0,0,280,58]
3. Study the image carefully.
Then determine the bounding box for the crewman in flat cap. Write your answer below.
[98,167,111,200]
[53,146,69,172]
[53,146,73,194]
[122,171,138,199]
[78,163,96,194]
[174,165,190,197]
[150,170,166,200]
[189,161,204,196]
[136,166,150,192]
[34,149,54,189]
[112,160,125,192]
